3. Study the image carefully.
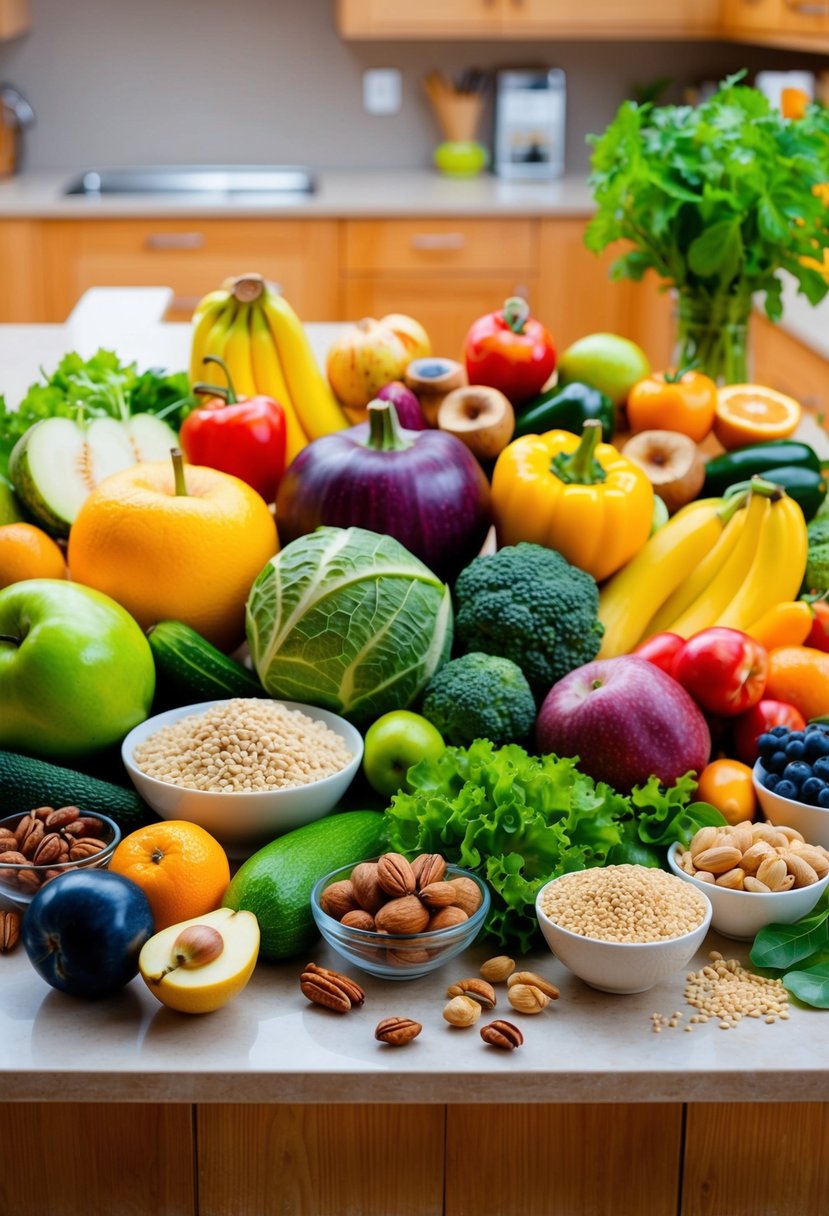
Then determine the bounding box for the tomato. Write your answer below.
[730,699,807,766]
[695,758,757,826]
[626,369,717,444]
[633,631,685,675]
[671,627,768,717]
[803,599,829,653]
[463,296,556,408]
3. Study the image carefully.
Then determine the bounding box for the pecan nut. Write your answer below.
[68,838,106,861]
[446,977,496,1009]
[300,962,365,1013]
[376,853,416,898]
[45,806,80,829]
[0,850,27,866]
[480,1020,523,1050]
[33,833,69,866]
[16,868,41,893]
[375,1016,422,1046]
[20,820,45,859]
[14,813,38,850]
[0,909,21,953]
[411,853,447,889]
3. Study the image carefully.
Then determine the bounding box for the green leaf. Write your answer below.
[783,962,829,1009]
[749,893,829,971]
[687,220,742,280]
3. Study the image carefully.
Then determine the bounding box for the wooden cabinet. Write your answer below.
[0,0,30,39]
[723,0,829,45]
[0,220,43,320]
[336,0,500,38]
[37,219,340,323]
[778,0,829,34]
[722,0,783,31]
[751,314,829,414]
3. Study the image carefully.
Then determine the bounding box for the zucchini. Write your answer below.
[0,749,159,833]
[702,440,821,499]
[148,619,264,707]
[724,466,827,522]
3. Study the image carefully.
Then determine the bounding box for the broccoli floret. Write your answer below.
[453,542,604,697]
[421,652,536,747]
[805,518,829,593]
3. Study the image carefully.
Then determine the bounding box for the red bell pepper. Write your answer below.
[181,357,286,503]
[463,296,556,407]
[803,595,829,653]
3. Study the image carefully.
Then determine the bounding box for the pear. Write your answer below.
[138,907,259,1014]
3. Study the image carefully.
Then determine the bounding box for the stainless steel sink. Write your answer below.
[63,165,316,198]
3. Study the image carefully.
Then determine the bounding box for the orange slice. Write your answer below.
[713,384,801,451]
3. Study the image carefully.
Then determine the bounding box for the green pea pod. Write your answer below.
[723,465,827,522]
[513,381,615,442]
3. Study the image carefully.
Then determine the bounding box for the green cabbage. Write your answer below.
[246,526,453,725]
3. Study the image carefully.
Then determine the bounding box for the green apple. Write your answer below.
[138,908,260,1014]
[0,474,24,524]
[0,578,155,759]
[363,710,445,799]
[433,141,489,178]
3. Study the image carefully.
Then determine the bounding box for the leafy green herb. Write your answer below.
[585,74,829,322]
[0,349,193,478]
[750,891,829,1009]
[382,739,722,952]
[783,961,829,1008]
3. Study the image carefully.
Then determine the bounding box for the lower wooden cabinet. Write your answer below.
[752,314,829,413]
[0,219,43,320]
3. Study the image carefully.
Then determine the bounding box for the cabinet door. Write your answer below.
[336,0,502,37]
[39,219,339,323]
[722,0,783,29]
[779,0,829,32]
[503,0,720,35]
[0,220,44,320]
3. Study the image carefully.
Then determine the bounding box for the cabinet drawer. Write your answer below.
[342,219,537,275]
[779,0,829,31]
[722,0,783,30]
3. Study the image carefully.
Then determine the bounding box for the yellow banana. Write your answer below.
[193,299,236,385]
[261,288,348,440]
[666,489,772,639]
[713,492,808,631]
[221,303,258,398]
[644,498,748,636]
[597,496,738,659]
[188,291,231,387]
[249,303,308,463]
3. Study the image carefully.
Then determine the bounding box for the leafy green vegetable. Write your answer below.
[246,526,453,727]
[750,892,829,1009]
[0,349,193,478]
[585,74,829,322]
[783,961,829,1008]
[383,739,719,952]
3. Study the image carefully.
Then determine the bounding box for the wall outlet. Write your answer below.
[363,69,402,116]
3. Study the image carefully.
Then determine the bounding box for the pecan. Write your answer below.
[0,835,21,854]
[68,838,106,861]
[375,1016,422,1046]
[411,853,446,889]
[0,909,21,953]
[16,868,41,893]
[45,806,80,829]
[319,879,359,920]
[300,962,365,1012]
[374,894,430,935]
[446,977,496,1009]
[418,881,457,909]
[14,813,37,849]
[0,850,27,866]
[20,821,45,859]
[32,833,68,866]
[480,1020,523,1050]
[350,862,384,914]
[32,806,55,822]
[376,853,416,898]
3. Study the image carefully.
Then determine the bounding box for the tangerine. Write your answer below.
[713,385,801,451]
[0,522,67,589]
[696,758,757,826]
[108,820,231,931]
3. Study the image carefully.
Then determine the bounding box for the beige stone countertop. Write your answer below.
[2,902,826,1106]
[0,169,596,220]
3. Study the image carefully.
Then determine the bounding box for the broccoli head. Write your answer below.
[805,518,829,594]
[420,652,536,747]
[453,542,604,697]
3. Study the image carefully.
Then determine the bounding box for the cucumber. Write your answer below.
[702,440,821,500]
[223,811,387,960]
[148,619,264,708]
[724,466,827,522]
[9,414,179,537]
[0,749,159,833]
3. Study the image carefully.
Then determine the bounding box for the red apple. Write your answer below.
[671,627,768,718]
[536,656,711,793]
[633,631,685,675]
[730,699,807,766]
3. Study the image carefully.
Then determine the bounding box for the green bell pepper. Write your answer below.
[512,381,616,442]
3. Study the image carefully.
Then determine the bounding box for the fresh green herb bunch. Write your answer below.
[585,74,829,321]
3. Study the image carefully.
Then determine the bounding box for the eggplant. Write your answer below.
[275,399,492,583]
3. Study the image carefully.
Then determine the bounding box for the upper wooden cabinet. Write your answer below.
[723,0,829,45]
[722,0,783,31]
[336,0,721,38]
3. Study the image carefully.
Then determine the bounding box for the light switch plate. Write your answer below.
[363,69,402,116]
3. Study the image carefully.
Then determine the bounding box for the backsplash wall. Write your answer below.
[0,0,820,174]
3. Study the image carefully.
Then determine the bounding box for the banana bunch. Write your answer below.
[598,481,808,658]
[189,274,347,463]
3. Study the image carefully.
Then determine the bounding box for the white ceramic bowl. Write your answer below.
[121,699,363,852]
[753,761,829,849]
[535,870,712,994]
[667,841,829,941]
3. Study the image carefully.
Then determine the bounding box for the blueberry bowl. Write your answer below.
[753,761,829,848]
[753,722,829,848]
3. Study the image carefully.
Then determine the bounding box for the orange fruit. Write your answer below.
[0,522,67,589]
[713,384,801,451]
[696,758,757,827]
[765,645,829,722]
[67,457,278,651]
[108,820,231,931]
[781,87,810,121]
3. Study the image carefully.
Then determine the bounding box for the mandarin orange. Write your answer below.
[0,522,67,589]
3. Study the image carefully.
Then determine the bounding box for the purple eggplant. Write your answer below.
[275,399,492,582]
[376,380,426,430]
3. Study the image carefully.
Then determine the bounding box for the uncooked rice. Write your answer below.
[133,699,354,792]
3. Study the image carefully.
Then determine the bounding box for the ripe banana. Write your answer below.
[665,489,772,639]
[249,303,308,463]
[262,288,348,440]
[193,299,236,386]
[597,496,739,659]
[221,303,258,398]
[189,291,231,386]
[713,491,808,631]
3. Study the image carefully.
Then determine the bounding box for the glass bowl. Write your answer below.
[0,809,121,906]
[310,861,491,980]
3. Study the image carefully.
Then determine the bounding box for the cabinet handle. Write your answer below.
[784,0,829,12]
[410,233,466,251]
[144,232,205,251]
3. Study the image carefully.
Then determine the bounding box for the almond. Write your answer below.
[692,845,742,875]
[374,894,430,935]
[350,862,384,914]
[418,881,457,909]
[411,853,446,889]
[447,875,482,915]
[429,906,468,931]
[319,879,359,921]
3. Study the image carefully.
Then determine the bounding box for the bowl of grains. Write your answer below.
[535,865,712,994]
[121,698,363,850]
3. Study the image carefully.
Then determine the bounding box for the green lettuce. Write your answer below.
[384,740,723,952]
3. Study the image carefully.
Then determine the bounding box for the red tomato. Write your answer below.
[730,699,807,766]
[804,599,829,653]
[633,632,685,675]
[463,296,556,407]
[671,627,768,718]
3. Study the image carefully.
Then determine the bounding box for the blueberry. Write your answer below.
[775,780,799,800]
[801,776,826,804]
[787,731,805,744]
[769,725,790,738]
[783,761,813,787]
[785,739,807,760]
[806,721,829,733]
[805,732,829,761]
[819,787,829,808]
[763,771,781,791]
[813,756,829,781]
[768,750,790,774]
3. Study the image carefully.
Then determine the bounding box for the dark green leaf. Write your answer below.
[783,962,829,1009]
[749,894,829,971]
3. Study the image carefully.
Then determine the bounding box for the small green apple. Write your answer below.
[433,141,489,178]
[363,710,445,799]
[0,474,24,525]
[0,578,155,758]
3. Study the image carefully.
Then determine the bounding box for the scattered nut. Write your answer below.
[443,995,482,1027]
[374,1016,422,1046]
[507,983,550,1015]
[480,955,516,983]
[446,977,496,1008]
[507,971,560,1000]
[299,962,365,1013]
[0,909,21,953]
[480,1019,523,1050]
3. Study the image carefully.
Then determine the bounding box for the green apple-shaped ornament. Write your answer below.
[0,578,155,758]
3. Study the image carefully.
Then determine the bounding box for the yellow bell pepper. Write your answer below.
[491,420,654,582]
[746,600,814,651]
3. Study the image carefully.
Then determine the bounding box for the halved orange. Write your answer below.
[713,384,801,451]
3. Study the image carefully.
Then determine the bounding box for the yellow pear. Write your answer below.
[138,907,259,1014]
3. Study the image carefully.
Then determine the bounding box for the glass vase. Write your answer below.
[672,292,752,385]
